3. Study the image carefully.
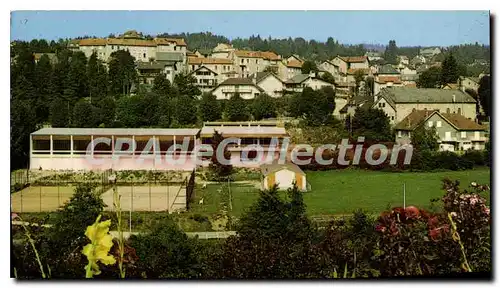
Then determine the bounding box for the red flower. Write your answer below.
[405,206,420,219]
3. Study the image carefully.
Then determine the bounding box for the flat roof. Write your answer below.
[200,126,287,137]
[31,128,200,136]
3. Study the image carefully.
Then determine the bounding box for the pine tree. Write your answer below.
[440,53,459,86]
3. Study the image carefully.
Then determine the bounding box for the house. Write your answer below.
[376,64,401,78]
[250,72,285,98]
[398,55,409,65]
[394,110,487,151]
[365,51,383,61]
[211,78,264,100]
[410,55,426,67]
[401,74,419,86]
[261,162,307,191]
[338,93,374,120]
[187,57,235,84]
[136,61,175,85]
[420,47,442,58]
[318,60,339,76]
[459,76,480,92]
[211,43,235,59]
[232,50,281,78]
[332,56,370,74]
[443,83,460,90]
[200,122,288,168]
[284,73,335,93]
[372,87,477,125]
[70,30,187,68]
[189,66,219,92]
[373,76,403,96]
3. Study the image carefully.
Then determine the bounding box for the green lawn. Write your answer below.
[190,168,491,217]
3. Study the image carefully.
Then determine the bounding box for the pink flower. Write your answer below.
[11,213,18,220]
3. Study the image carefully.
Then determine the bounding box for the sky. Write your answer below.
[10,11,490,46]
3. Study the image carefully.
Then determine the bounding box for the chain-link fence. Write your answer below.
[10,169,194,213]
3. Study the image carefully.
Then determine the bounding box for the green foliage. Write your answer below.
[72,100,95,128]
[288,86,335,125]
[173,73,201,97]
[49,97,70,127]
[224,93,250,121]
[152,74,172,97]
[411,126,439,152]
[351,107,393,142]
[319,71,335,84]
[384,40,398,64]
[108,50,137,96]
[173,95,198,125]
[478,75,491,117]
[301,60,318,74]
[417,66,442,88]
[129,216,202,278]
[440,53,459,85]
[208,131,233,181]
[198,93,221,122]
[251,93,276,120]
[87,52,108,103]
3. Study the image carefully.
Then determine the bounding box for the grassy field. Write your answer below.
[190,168,491,217]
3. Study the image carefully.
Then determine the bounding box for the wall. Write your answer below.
[395,103,476,123]
[373,97,397,124]
[258,75,284,98]
[212,84,261,100]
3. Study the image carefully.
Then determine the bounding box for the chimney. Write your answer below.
[452,94,456,103]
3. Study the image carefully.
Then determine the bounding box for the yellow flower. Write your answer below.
[82,215,116,278]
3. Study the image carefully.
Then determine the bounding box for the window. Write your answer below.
[475,131,480,140]
[436,121,442,128]
[397,131,402,138]
[143,53,146,58]
[246,59,249,64]
[174,46,177,51]
[446,108,451,114]
[461,131,467,138]
[241,59,244,64]
[391,116,394,121]
[255,59,258,64]
[428,121,433,127]
[445,131,451,139]
[458,108,461,115]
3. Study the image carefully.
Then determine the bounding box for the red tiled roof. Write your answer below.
[339,56,368,63]
[154,37,187,46]
[235,50,281,61]
[286,60,303,68]
[377,76,402,84]
[79,38,107,46]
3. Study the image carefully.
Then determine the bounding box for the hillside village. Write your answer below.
[22,30,490,152]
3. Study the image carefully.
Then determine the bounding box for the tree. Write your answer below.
[198,93,221,122]
[115,95,145,127]
[207,131,233,181]
[411,126,439,152]
[288,87,335,125]
[351,107,393,141]
[218,185,317,278]
[251,93,276,120]
[33,54,54,123]
[95,96,116,127]
[440,53,459,85]
[72,100,95,128]
[384,40,398,65]
[225,93,250,121]
[152,73,172,97]
[417,66,442,88]
[365,76,374,97]
[87,52,108,105]
[173,95,198,126]
[108,50,137,96]
[173,73,201,97]
[301,60,318,74]
[320,71,335,84]
[49,97,70,127]
[478,75,491,117]
[64,51,88,103]
[129,216,202,278]
[10,98,37,170]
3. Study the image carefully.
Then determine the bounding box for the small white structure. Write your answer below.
[260,162,307,192]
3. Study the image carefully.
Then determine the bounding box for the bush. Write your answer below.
[461,150,486,166]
